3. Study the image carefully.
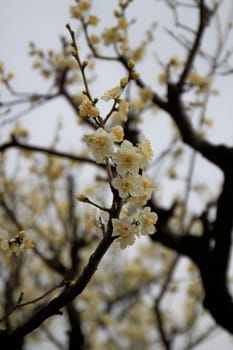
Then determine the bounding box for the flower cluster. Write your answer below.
[111,138,157,248]
[81,95,158,248]
[112,207,158,249]
[0,229,35,256]
[188,72,210,93]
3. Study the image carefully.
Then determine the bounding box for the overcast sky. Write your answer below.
[1,1,233,349]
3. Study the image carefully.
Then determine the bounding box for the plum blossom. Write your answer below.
[112,216,138,249]
[101,86,122,101]
[138,137,153,168]
[111,125,124,142]
[79,100,100,118]
[84,128,115,163]
[113,140,143,175]
[111,173,144,199]
[139,207,158,235]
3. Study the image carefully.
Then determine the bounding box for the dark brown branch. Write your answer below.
[8,234,116,344]
[0,282,64,324]
[66,303,86,350]
[154,255,179,350]
[0,138,102,168]
[33,248,68,276]
[150,189,233,334]
[165,83,233,171]
[178,0,213,89]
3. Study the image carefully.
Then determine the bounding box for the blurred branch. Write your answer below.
[178,1,215,89]
[0,196,23,231]
[0,137,103,167]
[0,281,65,324]
[154,255,179,350]
[40,324,65,350]
[8,233,117,344]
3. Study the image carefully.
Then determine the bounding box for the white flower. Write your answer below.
[127,174,155,208]
[113,140,143,175]
[111,173,144,198]
[101,86,122,101]
[84,128,115,163]
[139,207,158,235]
[112,216,137,249]
[128,194,149,208]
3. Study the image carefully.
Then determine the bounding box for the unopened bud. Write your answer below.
[131,71,140,80]
[82,60,88,68]
[76,194,88,202]
[127,59,135,69]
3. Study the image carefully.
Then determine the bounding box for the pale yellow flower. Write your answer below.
[84,128,115,163]
[140,87,153,103]
[189,72,203,85]
[141,173,155,196]
[138,137,153,167]
[139,207,158,235]
[101,86,122,101]
[129,194,150,208]
[88,15,99,26]
[132,46,145,62]
[79,0,91,11]
[118,17,128,30]
[70,5,82,19]
[112,100,129,122]
[79,100,100,118]
[111,125,124,142]
[112,216,137,249]
[102,27,120,46]
[189,72,210,92]
[111,174,144,198]
[89,35,100,45]
[118,100,129,120]
[190,219,203,236]
[113,140,143,175]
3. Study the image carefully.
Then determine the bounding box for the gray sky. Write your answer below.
[0,1,233,349]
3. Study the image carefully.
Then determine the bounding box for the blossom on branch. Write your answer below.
[111,173,144,199]
[79,100,100,118]
[101,86,122,101]
[84,128,115,163]
[139,207,158,235]
[112,216,137,249]
[113,140,143,175]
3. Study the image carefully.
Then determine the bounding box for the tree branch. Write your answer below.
[5,234,116,344]
[0,138,103,167]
